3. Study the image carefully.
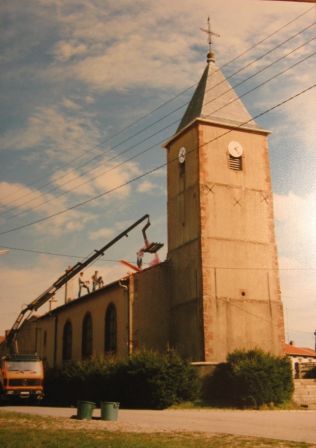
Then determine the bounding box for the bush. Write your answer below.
[109,351,200,409]
[203,349,293,408]
[44,356,114,406]
[44,351,200,409]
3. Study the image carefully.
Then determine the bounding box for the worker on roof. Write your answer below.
[78,272,90,297]
[92,270,99,292]
[92,271,104,291]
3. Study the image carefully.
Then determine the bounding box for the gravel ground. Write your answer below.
[2,406,316,444]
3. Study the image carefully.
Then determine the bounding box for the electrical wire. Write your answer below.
[0,244,150,265]
[1,6,314,210]
[0,82,314,237]
[3,243,316,270]
[3,29,315,221]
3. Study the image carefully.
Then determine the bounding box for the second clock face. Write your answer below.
[178,146,186,164]
[228,141,243,158]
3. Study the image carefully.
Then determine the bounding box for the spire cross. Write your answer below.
[200,17,220,62]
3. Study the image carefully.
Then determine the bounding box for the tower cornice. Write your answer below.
[163,117,270,149]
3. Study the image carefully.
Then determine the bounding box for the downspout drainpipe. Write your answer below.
[128,274,135,356]
[120,274,134,357]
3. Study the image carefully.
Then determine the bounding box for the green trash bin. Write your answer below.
[77,400,96,420]
[100,401,119,421]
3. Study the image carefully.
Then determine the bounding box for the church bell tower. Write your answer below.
[164,34,285,362]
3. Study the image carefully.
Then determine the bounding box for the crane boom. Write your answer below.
[6,214,153,353]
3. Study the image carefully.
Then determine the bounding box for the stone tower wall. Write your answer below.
[166,126,204,360]
[198,122,284,361]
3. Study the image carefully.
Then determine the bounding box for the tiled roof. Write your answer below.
[177,59,260,133]
[284,343,316,357]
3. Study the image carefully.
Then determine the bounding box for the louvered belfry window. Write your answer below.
[228,154,243,171]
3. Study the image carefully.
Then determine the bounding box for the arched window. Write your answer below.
[81,312,93,359]
[62,320,72,362]
[105,303,117,354]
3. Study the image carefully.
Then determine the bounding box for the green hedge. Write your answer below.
[44,351,200,409]
[203,349,293,408]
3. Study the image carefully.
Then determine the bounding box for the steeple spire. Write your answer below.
[200,17,220,63]
[176,20,261,134]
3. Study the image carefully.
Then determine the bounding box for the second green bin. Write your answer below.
[100,401,119,421]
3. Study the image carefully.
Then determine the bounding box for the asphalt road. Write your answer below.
[2,406,316,444]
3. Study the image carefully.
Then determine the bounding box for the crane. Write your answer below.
[4,214,162,354]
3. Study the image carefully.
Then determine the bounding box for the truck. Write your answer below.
[0,354,44,403]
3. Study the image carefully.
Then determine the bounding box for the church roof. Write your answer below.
[177,54,260,134]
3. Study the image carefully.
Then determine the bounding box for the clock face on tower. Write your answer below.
[228,141,243,158]
[178,146,186,164]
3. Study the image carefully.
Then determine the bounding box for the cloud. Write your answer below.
[52,158,141,199]
[51,169,95,197]
[0,180,67,216]
[37,0,311,93]
[52,40,88,62]
[34,208,95,237]
[0,102,101,163]
[274,191,316,265]
[47,36,198,92]
[89,227,114,241]
[92,160,140,198]
[0,155,141,238]
[0,257,65,334]
[84,96,95,104]
[0,180,95,237]
[62,98,82,110]
[278,87,316,152]
[0,182,48,213]
[137,180,156,193]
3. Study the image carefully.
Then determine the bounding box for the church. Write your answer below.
[14,41,285,368]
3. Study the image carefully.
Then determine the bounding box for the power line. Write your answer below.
[0,245,88,259]
[1,6,314,211]
[0,82,314,237]
[0,244,143,265]
[3,243,316,270]
[3,29,315,222]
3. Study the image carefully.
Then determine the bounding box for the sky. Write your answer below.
[0,0,315,349]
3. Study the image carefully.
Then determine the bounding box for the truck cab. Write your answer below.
[0,354,44,402]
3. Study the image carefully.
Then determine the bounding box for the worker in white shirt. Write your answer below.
[78,272,90,297]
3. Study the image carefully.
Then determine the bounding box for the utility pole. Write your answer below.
[314,329,316,352]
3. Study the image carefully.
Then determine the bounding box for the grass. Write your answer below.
[0,410,312,448]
